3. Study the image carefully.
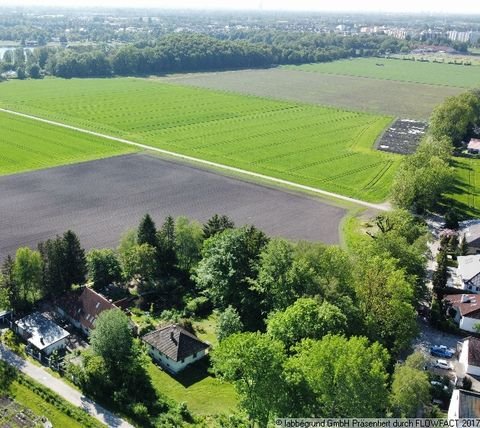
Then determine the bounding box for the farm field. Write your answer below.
[0,77,396,202]
[157,68,462,119]
[0,111,137,176]
[448,157,480,217]
[0,153,347,260]
[285,57,480,88]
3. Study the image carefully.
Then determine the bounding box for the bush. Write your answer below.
[130,402,150,425]
[463,376,472,391]
[184,296,212,318]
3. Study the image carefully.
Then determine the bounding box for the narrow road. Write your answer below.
[0,343,134,428]
[0,107,390,212]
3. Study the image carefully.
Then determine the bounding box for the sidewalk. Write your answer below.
[0,343,134,428]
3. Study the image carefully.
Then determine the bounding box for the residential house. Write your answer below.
[143,324,210,373]
[15,312,69,355]
[467,138,480,155]
[457,255,480,293]
[459,337,480,377]
[56,286,118,336]
[444,294,480,333]
[448,389,480,418]
[464,223,480,255]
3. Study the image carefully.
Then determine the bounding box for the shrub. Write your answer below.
[184,296,212,318]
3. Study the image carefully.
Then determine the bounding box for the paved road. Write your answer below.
[0,344,134,428]
[0,107,390,212]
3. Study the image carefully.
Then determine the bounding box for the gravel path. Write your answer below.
[0,343,133,428]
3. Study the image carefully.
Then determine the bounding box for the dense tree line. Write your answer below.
[0,32,412,79]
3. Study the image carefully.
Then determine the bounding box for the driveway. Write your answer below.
[0,343,134,428]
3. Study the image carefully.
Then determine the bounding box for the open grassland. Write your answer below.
[0,78,396,202]
[158,69,461,120]
[147,361,237,416]
[285,57,480,88]
[449,158,480,217]
[0,111,137,176]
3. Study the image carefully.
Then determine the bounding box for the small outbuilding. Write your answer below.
[143,324,210,373]
[467,138,480,154]
[15,312,69,355]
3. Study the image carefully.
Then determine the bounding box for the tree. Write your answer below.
[267,298,347,350]
[87,249,122,290]
[157,215,177,275]
[212,332,286,427]
[390,363,430,417]
[445,209,459,230]
[137,214,157,248]
[121,244,157,285]
[194,226,268,330]
[90,309,133,374]
[27,63,41,78]
[354,255,417,354]
[38,236,66,297]
[0,256,17,310]
[203,214,235,239]
[217,306,244,342]
[175,217,204,273]
[432,250,449,290]
[14,247,43,308]
[286,335,389,417]
[16,67,26,80]
[0,361,17,397]
[62,231,87,288]
[460,234,469,256]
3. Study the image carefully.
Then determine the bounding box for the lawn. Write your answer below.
[448,157,480,217]
[285,57,480,88]
[0,110,137,176]
[10,380,104,428]
[147,360,238,416]
[0,78,397,202]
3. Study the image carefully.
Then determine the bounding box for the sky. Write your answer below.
[0,0,478,14]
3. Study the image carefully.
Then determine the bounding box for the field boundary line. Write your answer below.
[0,107,389,212]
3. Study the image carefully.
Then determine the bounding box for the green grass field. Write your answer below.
[10,380,104,428]
[0,111,137,176]
[147,361,237,416]
[0,78,397,202]
[285,57,480,88]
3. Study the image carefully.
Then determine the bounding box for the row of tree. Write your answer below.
[0,32,411,79]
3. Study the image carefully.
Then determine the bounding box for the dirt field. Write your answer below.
[0,153,346,259]
[155,68,463,120]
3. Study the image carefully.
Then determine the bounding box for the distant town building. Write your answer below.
[447,31,480,44]
[15,312,69,355]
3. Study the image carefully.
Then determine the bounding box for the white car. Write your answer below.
[434,359,453,370]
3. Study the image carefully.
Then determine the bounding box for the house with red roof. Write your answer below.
[444,294,480,333]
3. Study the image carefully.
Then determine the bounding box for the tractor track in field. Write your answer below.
[0,107,390,212]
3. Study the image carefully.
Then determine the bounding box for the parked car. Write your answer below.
[434,359,453,370]
[430,345,455,358]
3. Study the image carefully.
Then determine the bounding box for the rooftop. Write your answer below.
[142,324,209,362]
[444,294,480,318]
[468,139,480,151]
[16,312,69,351]
[455,389,480,417]
[465,337,480,368]
[458,255,480,282]
[56,286,118,331]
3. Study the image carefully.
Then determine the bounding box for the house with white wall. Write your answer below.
[457,255,480,293]
[459,337,480,377]
[449,389,480,418]
[143,324,209,373]
[15,312,69,356]
[444,294,480,333]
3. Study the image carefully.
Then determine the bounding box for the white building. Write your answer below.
[143,324,209,373]
[15,312,69,355]
[448,389,480,418]
[457,255,480,293]
[444,294,480,333]
[459,337,480,377]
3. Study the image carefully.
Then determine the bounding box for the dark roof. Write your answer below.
[457,389,480,417]
[56,287,117,331]
[444,294,480,319]
[142,324,209,362]
[467,337,480,367]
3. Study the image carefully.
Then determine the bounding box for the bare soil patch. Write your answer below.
[0,153,346,260]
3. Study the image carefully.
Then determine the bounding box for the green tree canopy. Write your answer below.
[174,216,204,273]
[217,305,244,342]
[14,247,43,308]
[137,213,158,248]
[87,249,122,290]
